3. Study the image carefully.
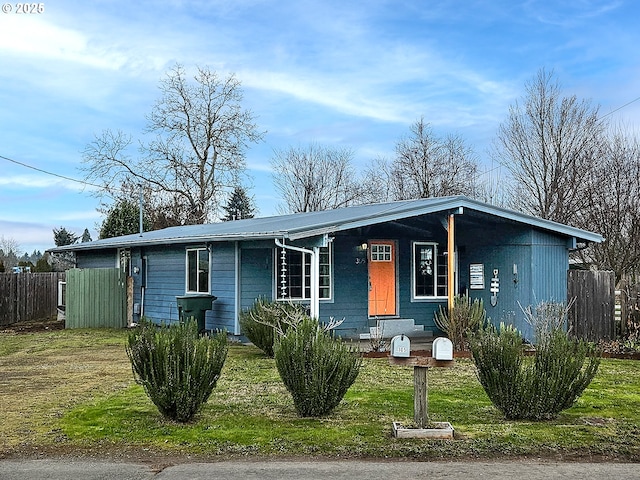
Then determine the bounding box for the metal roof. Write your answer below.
[49,196,603,252]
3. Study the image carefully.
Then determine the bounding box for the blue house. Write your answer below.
[51,196,602,341]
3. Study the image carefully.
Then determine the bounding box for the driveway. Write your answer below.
[1,459,639,479]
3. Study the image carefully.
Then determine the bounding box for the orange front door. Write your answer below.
[368,241,397,316]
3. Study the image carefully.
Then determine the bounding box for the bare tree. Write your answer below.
[0,235,21,269]
[82,64,263,225]
[493,68,606,225]
[365,118,479,202]
[574,126,640,283]
[271,144,366,213]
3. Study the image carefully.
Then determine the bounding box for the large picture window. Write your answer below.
[277,246,332,301]
[186,247,210,293]
[413,242,447,299]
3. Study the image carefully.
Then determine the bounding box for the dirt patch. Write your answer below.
[0,318,65,334]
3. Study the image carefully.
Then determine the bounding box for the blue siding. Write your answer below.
[457,224,569,341]
[140,246,185,324]
[239,247,273,311]
[70,212,572,342]
[76,250,116,269]
[210,243,236,332]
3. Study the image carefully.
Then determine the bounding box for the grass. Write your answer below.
[1,328,640,460]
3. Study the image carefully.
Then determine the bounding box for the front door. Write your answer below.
[368,241,397,316]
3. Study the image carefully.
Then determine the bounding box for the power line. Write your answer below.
[0,154,105,190]
[601,95,640,119]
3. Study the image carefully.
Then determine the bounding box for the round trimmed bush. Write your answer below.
[274,316,362,417]
[126,319,228,422]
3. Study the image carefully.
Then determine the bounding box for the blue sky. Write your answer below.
[1,0,639,255]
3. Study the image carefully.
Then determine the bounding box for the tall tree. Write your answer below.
[574,126,640,283]
[81,228,92,243]
[0,236,20,269]
[365,118,479,202]
[82,64,263,225]
[53,227,79,247]
[271,144,366,213]
[100,200,151,239]
[222,185,256,220]
[51,228,78,271]
[493,68,606,225]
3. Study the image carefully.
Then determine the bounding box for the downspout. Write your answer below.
[274,238,319,319]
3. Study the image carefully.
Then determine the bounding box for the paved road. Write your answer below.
[1,459,639,479]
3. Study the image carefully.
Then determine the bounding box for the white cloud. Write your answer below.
[0,174,99,193]
[0,16,127,70]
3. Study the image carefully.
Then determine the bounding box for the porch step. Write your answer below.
[359,318,429,340]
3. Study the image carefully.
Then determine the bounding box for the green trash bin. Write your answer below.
[176,295,217,333]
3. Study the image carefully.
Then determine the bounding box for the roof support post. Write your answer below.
[447,213,455,311]
[274,238,319,319]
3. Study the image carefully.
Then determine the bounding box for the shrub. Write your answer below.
[274,316,362,417]
[126,319,228,422]
[434,294,486,351]
[239,297,307,357]
[470,317,600,420]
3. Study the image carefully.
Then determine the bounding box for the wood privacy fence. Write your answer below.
[66,268,127,329]
[567,270,615,341]
[0,272,66,327]
[618,277,640,337]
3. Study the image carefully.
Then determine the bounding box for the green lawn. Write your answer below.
[1,328,640,460]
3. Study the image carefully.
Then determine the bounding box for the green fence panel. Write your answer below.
[66,268,126,329]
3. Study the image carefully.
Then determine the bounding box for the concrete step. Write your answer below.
[359,318,431,340]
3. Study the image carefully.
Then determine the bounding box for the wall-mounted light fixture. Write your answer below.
[513,263,518,286]
[133,266,140,274]
[355,241,368,264]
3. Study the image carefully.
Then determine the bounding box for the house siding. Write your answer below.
[458,225,569,341]
[76,250,116,269]
[239,246,273,311]
[210,243,236,332]
[139,246,185,324]
[65,205,577,342]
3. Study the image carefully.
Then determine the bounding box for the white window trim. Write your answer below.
[185,246,211,294]
[411,241,448,301]
[274,244,333,302]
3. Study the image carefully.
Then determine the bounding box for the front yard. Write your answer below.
[1,328,639,461]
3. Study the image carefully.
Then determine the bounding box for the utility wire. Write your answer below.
[600,95,640,119]
[0,154,106,191]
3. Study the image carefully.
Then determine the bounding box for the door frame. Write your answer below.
[367,239,399,318]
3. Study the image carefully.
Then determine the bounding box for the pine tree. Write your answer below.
[222,186,256,221]
[81,228,92,243]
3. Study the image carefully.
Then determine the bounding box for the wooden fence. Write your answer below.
[567,270,615,341]
[618,277,640,337]
[0,272,66,327]
[65,268,127,329]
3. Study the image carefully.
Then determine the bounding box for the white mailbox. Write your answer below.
[390,334,411,358]
[432,337,454,361]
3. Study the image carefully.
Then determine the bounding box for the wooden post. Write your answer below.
[447,213,455,311]
[414,365,429,428]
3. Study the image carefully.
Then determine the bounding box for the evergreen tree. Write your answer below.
[100,199,151,239]
[81,228,92,242]
[53,227,79,247]
[222,186,256,221]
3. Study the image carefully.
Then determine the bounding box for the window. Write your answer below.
[370,243,392,261]
[277,246,332,300]
[413,242,447,298]
[186,247,210,293]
